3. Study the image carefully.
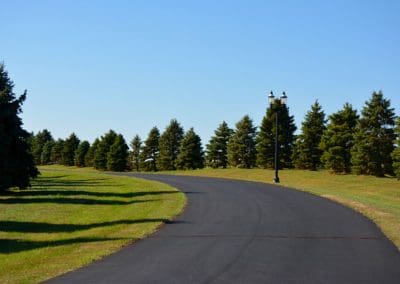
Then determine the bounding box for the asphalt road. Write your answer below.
[49,174,400,284]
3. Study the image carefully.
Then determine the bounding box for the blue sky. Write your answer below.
[2,0,399,144]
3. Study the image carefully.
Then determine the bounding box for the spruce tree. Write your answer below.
[31,129,53,165]
[84,138,99,167]
[256,100,296,169]
[177,128,204,170]
[158,119,184,170]
[320,103,358,173]
[140,127,160,171]
[293,101,326,170]
[130,135,142,171]
[392,117,400,179]
[206,121,233,168]
[94,130,117,170]
[227,115,257,168]
[41,140,55,165]
[61,133,80,166]
[0,63,38,191]
[351,91,396,176]
[50,139,64,164]
[75,141,90,167]
[107,134,129,171]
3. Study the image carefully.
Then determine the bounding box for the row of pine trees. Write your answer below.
[1,62,400,191]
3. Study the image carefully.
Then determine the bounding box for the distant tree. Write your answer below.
[177,128,204,170]
[107,134,129,171]
[351,91,396,176]
[0,63,38,191]
[84,138,99,167]
[75,141,90,167]
[94,130,117,170]
[129,135,142,171]
[292,101,326,170]
[158,119,184,170]
[320,103,358,173]
[41,140,55,165]
[50,139,64,164]
[256,100,296,169]
[392,117,400,179]
[61,133,80,166]
[206,121,233,168]
[227,115,257,168]
[140,127,160,171]
[31,129,53,165]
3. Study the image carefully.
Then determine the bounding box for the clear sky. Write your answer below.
[2,0,399,145]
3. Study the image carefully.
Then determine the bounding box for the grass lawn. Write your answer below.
[0,165,186,284]
[159,168,400,250]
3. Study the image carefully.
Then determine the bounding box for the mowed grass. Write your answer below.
[160,168,400,249]
[0,165,186,284]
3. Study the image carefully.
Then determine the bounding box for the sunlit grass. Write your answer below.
[160,168,400,249]
[0,166,186,283]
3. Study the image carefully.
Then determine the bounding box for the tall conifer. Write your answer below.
[206,121,233,168]
[177,128,204,170]
[158,119,184,170]
[140,127,160,172]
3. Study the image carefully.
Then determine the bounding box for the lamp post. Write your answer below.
[268,91,287,183]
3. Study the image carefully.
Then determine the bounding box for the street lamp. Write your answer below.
[268,91,287,183]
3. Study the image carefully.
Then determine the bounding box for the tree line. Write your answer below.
[1,63,400,191]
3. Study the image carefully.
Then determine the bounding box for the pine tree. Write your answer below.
[0,63,38,191]
[94,130,117,170]
[392,117,400,179]
[206,121,233,168]
[41,140,55,165]
[158,119,184,170]
[177,128,204,170]
[31,129,53,165]
[84,138,99,167]
[50,139,64,164]
[107,134,129,171]
[130,135,142,171]
[351,91,396,176]
[140,127,160,171]
[293,101,326,170]
[227,115,257,168]
[320,103,358,173]
[256,100,296,169]
[75,141,90,167]
[61,133,80,166]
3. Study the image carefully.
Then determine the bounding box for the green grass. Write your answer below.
[0,165,186,284]
[159,168,400,250]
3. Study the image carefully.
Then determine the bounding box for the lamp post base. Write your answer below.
[273,177,280,183]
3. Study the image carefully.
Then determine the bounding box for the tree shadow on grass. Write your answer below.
[0,218,176,233]
[0,197,160,205]
[0,237,129,254]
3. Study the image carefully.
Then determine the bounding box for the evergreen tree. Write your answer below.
[256,100,296,169]
[50,139,64,164]
[140,127,160,171]
[41,140,55,165]
[94,130,117,170]
[84,138,99,167]
[61,133,80,166]
[0,63,38,191]
[177,128,204,170]
[158,119,184,170]
[320,103,358,173]
[227,115,257,168]
[107,134,129,171]
[206,121,233,168]
[130,135,142,171]
[31,129,53,165]
[75,141,90,167]
[293,101,326,170]
[351,91,396,176]
[392,117,400,179]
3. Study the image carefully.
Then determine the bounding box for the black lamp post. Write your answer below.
[268,91,287,183]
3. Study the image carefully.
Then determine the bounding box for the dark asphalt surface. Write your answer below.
[48,173,400,284]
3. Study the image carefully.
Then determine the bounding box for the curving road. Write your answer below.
[49,174,400,283]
